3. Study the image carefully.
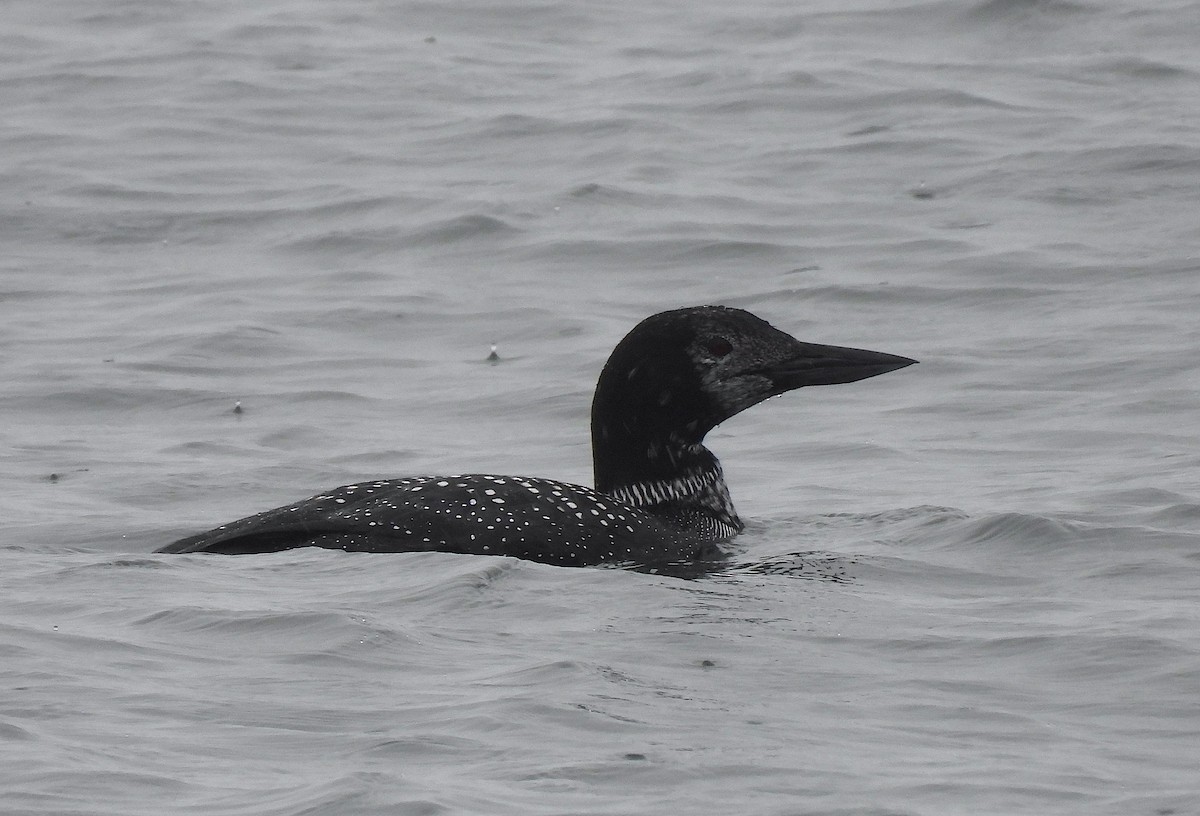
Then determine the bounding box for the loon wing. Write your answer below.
[158,474,697,565]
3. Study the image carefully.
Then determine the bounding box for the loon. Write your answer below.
[157,306,915,566]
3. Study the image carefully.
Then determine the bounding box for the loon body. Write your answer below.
[157,306,915,566]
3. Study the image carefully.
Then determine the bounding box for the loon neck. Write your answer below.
[593,438,743,539]
[588,308,747,539]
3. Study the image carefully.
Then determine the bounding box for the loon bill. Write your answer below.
[157,306,916,566]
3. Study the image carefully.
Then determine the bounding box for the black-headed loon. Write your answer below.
[157,306,916,565]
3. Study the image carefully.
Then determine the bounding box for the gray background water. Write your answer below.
[3,0,1199,813]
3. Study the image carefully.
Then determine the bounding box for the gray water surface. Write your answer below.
[3,0,1199,813]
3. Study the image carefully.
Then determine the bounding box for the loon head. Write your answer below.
[591,305,916,494]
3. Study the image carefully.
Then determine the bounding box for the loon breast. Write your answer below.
[156,306,916,566]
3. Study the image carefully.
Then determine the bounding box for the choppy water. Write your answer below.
[4,0,1200,813]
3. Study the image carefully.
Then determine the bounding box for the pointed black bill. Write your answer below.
[754,341,917,391]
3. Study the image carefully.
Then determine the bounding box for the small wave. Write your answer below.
[757,282,1062,308]
[405,213,518,247]
[945,512,1082,551]
[0,721,35,741]
[1087,56,1196,81]
[280,226,407,255]
[967,0,1089,22]
[564,182,679,208]
[133,607,355,638]
[3,385,215,414]
[667,239,794,262]
[1145,502,1200,529]
[860,86,1022,112]
[61,557,172,571]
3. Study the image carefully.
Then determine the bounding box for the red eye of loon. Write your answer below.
[705,337,733,358]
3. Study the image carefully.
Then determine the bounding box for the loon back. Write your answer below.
[156,306,916,566]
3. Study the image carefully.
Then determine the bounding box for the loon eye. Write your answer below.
[705,337,733,358]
